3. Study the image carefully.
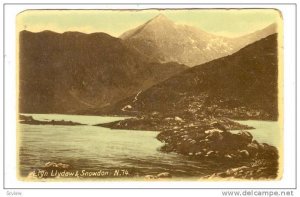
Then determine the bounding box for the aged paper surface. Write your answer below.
[16,9,283,181]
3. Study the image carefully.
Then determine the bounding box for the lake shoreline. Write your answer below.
[94,114,279,180]
[18,113,279,180]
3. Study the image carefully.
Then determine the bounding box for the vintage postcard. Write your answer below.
[16,9,283,181]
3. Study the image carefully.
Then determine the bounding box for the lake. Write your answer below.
[234,120,280,147]
[18,114,280,179]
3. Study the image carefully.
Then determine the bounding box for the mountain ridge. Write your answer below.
[19,30,188,114]
[104,33,278,120]
[120,14,277,66]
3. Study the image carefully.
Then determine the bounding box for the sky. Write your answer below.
[17,9,282,38]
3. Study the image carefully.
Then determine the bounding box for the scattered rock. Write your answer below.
[205,129,224,134]
[205,158,279,180]
[206,151,217,158]
[157,172,172,178]
[145,175,157,179]
[210,122,227,132]
[247,141,260,151]
[145,172,172,179]
[164,117,173,121]
[175,116,184,122]
[237,131,253,143]
[92,112,277,180]
[44,162,70,169]
[239,150,250,157]
[122,105,132,111]
[205,129,224,141]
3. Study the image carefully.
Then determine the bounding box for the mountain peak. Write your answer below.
[119,13,175,39]
[147,14,173,25]
[153,13,169,20]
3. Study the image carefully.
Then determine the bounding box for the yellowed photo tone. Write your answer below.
[17,9,283,181]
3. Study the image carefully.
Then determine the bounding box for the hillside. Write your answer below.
[107,34,278,120]
[19,30,187,114]
[120,14,277,67]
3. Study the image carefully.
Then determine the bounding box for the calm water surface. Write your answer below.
[235,120,280,147]
[18,114,280,179]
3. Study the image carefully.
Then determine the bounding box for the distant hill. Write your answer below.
[235,23,278,49]
[107,34,278,120]
[19,30,187,114]
[120,14,277,67]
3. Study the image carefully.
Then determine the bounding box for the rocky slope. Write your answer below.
[107,34,278,121]
[120,14,277,66]
[157,125,278,180]
[99,33,280,179]
[19,30,187,114]
[98,114,279,180]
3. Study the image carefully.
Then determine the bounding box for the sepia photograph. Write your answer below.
[16,9,283,181]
